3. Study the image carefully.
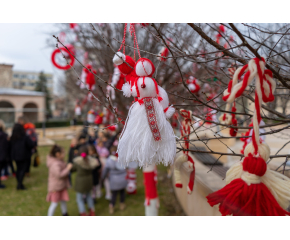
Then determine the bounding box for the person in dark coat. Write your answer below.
[0,120,9,189]
[68,134,87,164]
[10,123,35,190]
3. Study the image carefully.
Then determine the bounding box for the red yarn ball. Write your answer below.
[242,154,267,176]
[118,55,135,76]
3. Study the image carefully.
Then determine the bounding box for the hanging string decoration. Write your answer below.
[51,44,75,70]
[94,112,104,125]
[174,109,195,194]
[114,23,176,167]
[204,93,217,125]
[107,66,126,100]
[69,23,79,31]
[218,67,238,136]
[240,120,266,154]
[215,25,225,45]
[186,76,200,94]
[51,32,75,70]
[83,64,97,101]
[157,40,170,62]
[112,24,137,97]
[206,57,290,216]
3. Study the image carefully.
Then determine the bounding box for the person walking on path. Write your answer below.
[101,146,128,214]
[71,145,99,216]
[10,123,35,190]
[46,145,73,216]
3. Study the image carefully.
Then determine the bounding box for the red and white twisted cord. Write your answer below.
[222,58,275,154]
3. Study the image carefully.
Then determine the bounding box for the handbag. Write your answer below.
[33,150,40,167]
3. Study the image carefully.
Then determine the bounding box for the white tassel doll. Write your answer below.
[117,57,176,167]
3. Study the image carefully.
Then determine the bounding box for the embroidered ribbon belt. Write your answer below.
[142,98,162,142]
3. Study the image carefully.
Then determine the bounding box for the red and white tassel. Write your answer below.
[207,58,290,216]
[174,109,195,194]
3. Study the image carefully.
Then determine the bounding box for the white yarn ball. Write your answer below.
[244,142,270,161]
[113,52,125,65]
[135,60,153,77]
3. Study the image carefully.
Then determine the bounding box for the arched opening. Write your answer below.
[0,101,15,127]
[23,102,38,123]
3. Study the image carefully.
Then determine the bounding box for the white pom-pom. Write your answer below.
[135,59,153,76]
[122,82,131,97]
[131,85,137,97]
[165,106,175,119]
[113,52,125,65]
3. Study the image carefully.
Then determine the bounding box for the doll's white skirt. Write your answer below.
[117,99,176,167]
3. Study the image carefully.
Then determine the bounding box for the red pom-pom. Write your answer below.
[242,154,267,176]
[118,55,135,76]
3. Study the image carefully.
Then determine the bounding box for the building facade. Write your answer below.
[12,70,53,94]
[0,64,14,88]
[0,88,45,127]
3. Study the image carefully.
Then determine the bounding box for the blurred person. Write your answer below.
[17,116,25,126]
[68,134,87,164]
[101,145,127,214]
[10,123,35,190]
[96,140,110,200]
[46,145,72,216]
[71,145,99,216]
[17,116,38,177]
[87,144,102,202]
[0,120,9,188]
[23,122,38,177]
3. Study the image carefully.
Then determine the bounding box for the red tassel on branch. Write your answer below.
[207,178,289,216]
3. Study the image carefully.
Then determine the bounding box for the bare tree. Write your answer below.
[49,23,290,172]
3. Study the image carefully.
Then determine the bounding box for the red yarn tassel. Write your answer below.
[207,179,289,216]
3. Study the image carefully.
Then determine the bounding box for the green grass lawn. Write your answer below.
[0,140,184,216]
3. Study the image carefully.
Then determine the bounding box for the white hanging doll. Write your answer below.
[113,53,176,167]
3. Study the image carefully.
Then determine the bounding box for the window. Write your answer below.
[13,74,19,78]
[21,74,27,79]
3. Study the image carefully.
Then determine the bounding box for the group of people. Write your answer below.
[0,117,37,190]
[46,125,132,216]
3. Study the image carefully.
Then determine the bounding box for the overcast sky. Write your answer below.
[0,23,64,93]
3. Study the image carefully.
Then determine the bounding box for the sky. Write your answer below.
[0,23,64,93]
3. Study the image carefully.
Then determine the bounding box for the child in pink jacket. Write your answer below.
[46,145,73,216]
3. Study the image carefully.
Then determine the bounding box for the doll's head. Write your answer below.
[131,58,159,99]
